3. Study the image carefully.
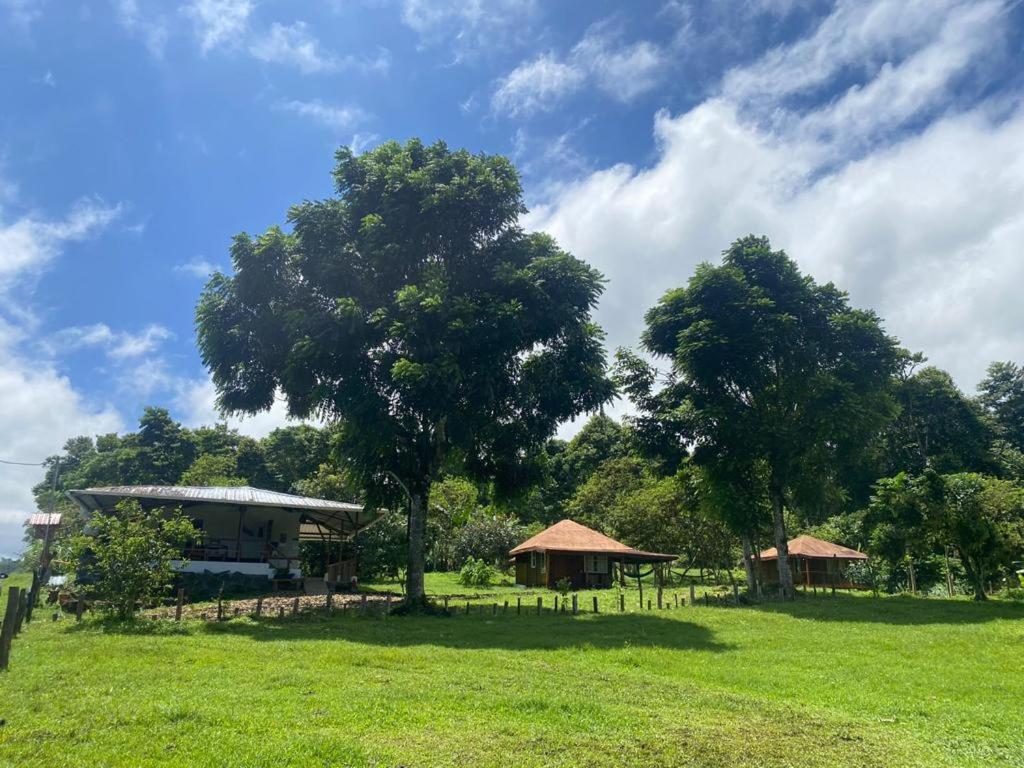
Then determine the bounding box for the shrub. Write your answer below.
[71,499,196,620]
[176,570,273,602]
[458,556,496,587]
[555,577,572,597]
[450,512,525,569]
[998,586,1024,602]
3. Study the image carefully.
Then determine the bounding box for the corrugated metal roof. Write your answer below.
[68,485,363,513]
[759,535,868,561]
[28,512,62,526]
[509,519,676,562]
[66,485,378,536]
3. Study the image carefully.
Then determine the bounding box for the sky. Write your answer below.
[1,0,1023,556]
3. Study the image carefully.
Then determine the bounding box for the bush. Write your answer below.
[71,499,195,620]
[450,512,525,568]
[458,556,496,587]
[998,586,1024,602]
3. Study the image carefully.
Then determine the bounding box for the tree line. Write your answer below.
[25,140,1024,604]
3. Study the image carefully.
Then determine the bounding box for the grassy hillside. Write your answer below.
[0,579,1021,767]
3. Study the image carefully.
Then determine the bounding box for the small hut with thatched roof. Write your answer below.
[758,535,869,589]
[510,519,676,589]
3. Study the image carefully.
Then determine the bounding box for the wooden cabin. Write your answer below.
[758,535,868,589]
[510,519,676,589]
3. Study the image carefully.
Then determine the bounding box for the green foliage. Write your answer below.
[978,361,1024,452]
[457,556,496,587]
[71,499,197,620]
[448,511,525,568]
[195,139,614,602]
[351,510,408,582]
[938,473,1024,600]
[554,576,572,597]
[179,453,247,486]
[626,235,905,596]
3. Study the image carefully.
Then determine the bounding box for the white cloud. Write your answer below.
[0,0,45,30]
[525,0,1023,405]
[248,22,391,75]
[492,54,586,117]
[277,99,368,131]
[0,197,121,300]
[175,256,221,278]
[401,0,537,57]
[46,323,173,360]
[113,0,170,58]
[184,0,252,53]
[175,377,317,439]
[492,24,666,116]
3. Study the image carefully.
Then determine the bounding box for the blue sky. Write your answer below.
[1,0,1023,554]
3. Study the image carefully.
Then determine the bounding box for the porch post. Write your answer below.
[235,505,245,562]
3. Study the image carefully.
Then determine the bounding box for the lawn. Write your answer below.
[0,575,1022,768]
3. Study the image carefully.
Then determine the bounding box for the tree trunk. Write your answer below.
[963,558,987,601]
[770,487,794,600]
[740,533,757,592]
[405,488,428,606]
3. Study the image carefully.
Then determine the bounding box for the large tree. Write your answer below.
[196,140,613,605]
[640,236,903,598]
[978,361,1024,452]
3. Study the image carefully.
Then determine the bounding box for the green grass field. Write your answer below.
[1,574,1022,768]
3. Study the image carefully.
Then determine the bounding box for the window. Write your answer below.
[584,555,608,574]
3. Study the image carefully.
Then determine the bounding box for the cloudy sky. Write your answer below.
[1,0,1023,555]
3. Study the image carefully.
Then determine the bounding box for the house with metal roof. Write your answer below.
[757,535,869,589]
[67,485,380,587]
[510,519,676,589]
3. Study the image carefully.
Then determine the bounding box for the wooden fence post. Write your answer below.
[255,596,263,618]
[75,595,84,622]
[361,595,367,615]
[503,600,508,614]
[278,606,285,618]
[443,596,449,612]
[175,588,185,622]
[234,607,240,617]
[674,593,679,608]
[516,597,521,615]
[619,593,624,612]
[657,587,663,610]
[385,595,391,617]
[536,596,542,615]
[647,599,651,611]
[733,584,740,605]
[689,584,696,604]
[571,594,577,615]
[0,587,20,670]
[217,597,224,622]
[592,596,598,613]
[465,601,470,615]
[292,596,300,616]
[553,596,558,613]
[14,591,28,635]
[25,572,38,623]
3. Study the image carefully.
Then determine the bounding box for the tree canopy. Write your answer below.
[196,139,613,603]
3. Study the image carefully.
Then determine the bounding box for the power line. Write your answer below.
[0,458,47,467]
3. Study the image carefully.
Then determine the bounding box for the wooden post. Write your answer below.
[619,593,624,612]
[278,606,285,618]
[571,594,577,615]
[592,596,598,613]
[689,584,696,604]
[217,597,224,622]
[326,590,333,612]
[361,595,367,615]
[503,600,508,614]
[704,593,709,607]
[647,599,651,611]
[492,603,497,616]
[175,588,185,622]
[674,593,679,608]
[553,596,558,613]
[14,591,27,635]
[292,596,300,615]
[657,587,663,610]
[75,595,84,622]
[637,571,644,610]
[517,597,521,615]
[465,601,470,615]
[0,587,20,670]
[25,572,38,623]
[255,596,264,618]
[536,596,542,615]
[234,607,240,617]
[733,583,740,605]
[443,596,449,612]
[385,595,391,616]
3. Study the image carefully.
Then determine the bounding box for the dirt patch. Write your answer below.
[148,591,402,621]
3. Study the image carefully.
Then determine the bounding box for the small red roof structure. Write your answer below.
[759,534,867,561]
[510,519,673,561]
